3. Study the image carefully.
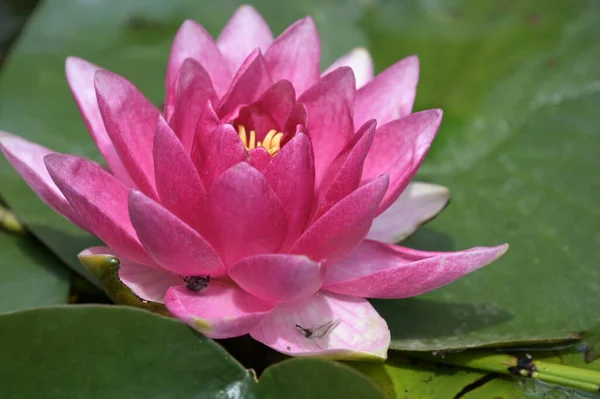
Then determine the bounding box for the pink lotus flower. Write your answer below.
[0,6,507,360]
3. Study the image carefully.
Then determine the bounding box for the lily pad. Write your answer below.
[258,358,385,398]
[0,305,255,398]
[0,0,598,351]
[353,347,600,399]
[0,305,392,398]
[353,357,488,399]
[0,229,69,313]
[366,0,600,350]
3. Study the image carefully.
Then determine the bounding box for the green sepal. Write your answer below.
[78,253,170,316]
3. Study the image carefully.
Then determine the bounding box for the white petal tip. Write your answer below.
[495,243,510,258]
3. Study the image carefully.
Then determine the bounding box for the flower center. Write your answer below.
[238,126,284,156]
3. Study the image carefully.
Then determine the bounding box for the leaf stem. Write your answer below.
[406,351,600,394]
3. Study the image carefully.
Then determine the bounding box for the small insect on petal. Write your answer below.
[184,276,210,292]
[295,319,341,339]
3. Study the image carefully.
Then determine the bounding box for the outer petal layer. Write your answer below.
[95,70,159,198]
[166,20,231,102]
[128,190,226,278]
[367,182,450,243]
[265,17,320,95]
[323,240,509,298]
[164,283,274,339]
[217,5,273,73]
[65,57,134,187]
[292,174,388,263]
[324,48,373,89]
[44,154,154,266]
[250,291,389,360]
[229,254,323,303]
[168,58,217,151]
[362,109,443,215]
[153,117,206,225]
[354,55,419,128]
[0,132,87,230]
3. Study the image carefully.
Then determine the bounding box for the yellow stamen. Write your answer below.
[237,126,285,156]
[271,133,283,150]
[262,130,277,149]
[249,129,256,149]
[238,126,247,147]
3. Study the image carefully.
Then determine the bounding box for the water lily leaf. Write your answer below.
[581,324,600,364]
[0,229,69,314]
[0,305,255,398]
[353,348,600,399]
[0,304,389,398]
[352,357,516,399]
[366,0,600,351]
[258,358,385,399]
[0,0,598,352]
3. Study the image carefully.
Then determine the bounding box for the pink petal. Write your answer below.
[229,254,323,303]
[0,132,88,231]
[248,147,271,171]
[190,124,248,190]
[95,70,159,199]
[362,109,443,215]
[263,133,315,249]
[250,291,389,360]
[314,120,376,220]
[298,67,355,186]
[80,246,181,303]
[44,154,154,266]
[168,58,218,152]
[193,100,221,148]
[265,17,320,95]
[164,283,274,339]
[65,57,135,187]
[283,102,308,135]
[367,182,450,243]
[153,117,206,225]
[128,190,226,278]
[217,5,274,73]
[166,20,231,105]
[234,80,295,136]
[324,48,374,89]
[323,240,509,298]
[199,163,287,266]
[354,55,419,128]
[292,174,388,263]
[218,49,273,121]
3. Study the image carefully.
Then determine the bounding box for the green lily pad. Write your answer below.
[353,347,600,399]
[0,0,598,351]
[0,305,255,398]
[0,229,69,314]
[367,0,600,350]
[258,358,385,398]
[0,305,392,398]
[351,359,496,399]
